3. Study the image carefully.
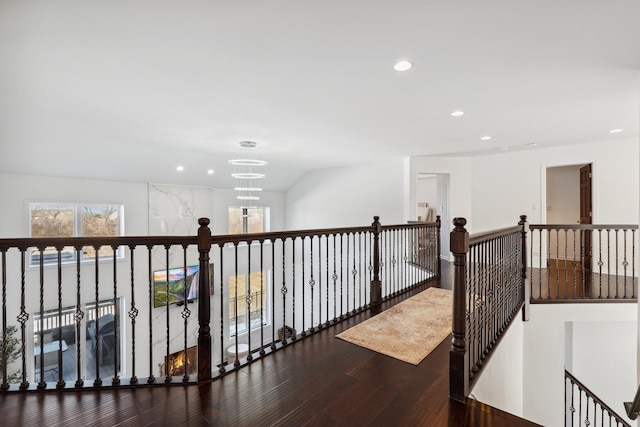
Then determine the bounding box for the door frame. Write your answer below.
[540,160,598,225]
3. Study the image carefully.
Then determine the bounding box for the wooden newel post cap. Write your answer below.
[450,217,469,254]
[452,217,467,230]
[198,217,210,228]
[372,216,382,232]
[519,214,527,225]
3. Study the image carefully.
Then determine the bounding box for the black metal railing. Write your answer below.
[449,215,527,402]
[0,216,441,392]
[565,370,631,426]
[529,225,637,302]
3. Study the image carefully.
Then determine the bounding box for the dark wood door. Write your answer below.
[579,164,592,292]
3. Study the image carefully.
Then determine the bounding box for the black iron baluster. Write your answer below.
[219,244,226,373]
[607,229,611,299]
[164,245,171,382]
[325,234,330,326]
[18,249,28,389]
[623,230,628,299]
[290,237,296,341]
[94,246,102,387]
[318,235,323,324]
[259,240,265,356]
[233,242,239,365]
[615,228,619,299]
[37,245,45,389]
[633,229,636,299]
[310,236,316,332]
[332,234,337,322]
[300,236,305,337]
[112,246,120,386]
[339,234,344,319]
[56,247,64,389]
[181,245,191,380]
[352,233,357,314]
[270,241,276,350]
[281,239,288,345]
[246,241,253,362]
[128,245,138,385]
[345,234,350,315]
[1,248,7,390]
[147,246,155,384]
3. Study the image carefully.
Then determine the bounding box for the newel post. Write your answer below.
[519,214,530,321]
[370,216,382,306]
[450,217,469,402]
[197,217,212,382]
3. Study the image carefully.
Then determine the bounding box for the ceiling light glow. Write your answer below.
[394,60,412,71]
[237,195,260,201]
[232,173,265,179]
[234,187,263,192]
[451,111,464,117]
[176,165,184,171]
[609,128,623,133]
[207,169,215,175]
[480,136,492,141]
[228,159,268,166]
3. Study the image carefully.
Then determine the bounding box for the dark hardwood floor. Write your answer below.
[1,262,539,426]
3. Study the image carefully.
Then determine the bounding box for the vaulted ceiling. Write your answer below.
[1,1,638,191]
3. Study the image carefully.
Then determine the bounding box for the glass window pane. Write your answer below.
[246,208,264,233]
[81,205,121,258]
[30,204,75,264]
[228,207,244,234]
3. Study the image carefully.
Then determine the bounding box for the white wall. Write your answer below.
[470,310,525,417]
[523,303,637,427]
[0,171,286,381]
[469,138,638,233]
[285,158,405,230]
[570,320,637,426]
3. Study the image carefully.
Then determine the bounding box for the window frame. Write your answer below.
[228,269,271,337]
[28,202,125,267]
[228,206,270,235]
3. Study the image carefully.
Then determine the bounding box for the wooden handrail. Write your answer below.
[530,224,638,230]
[565,370,630,426]
[625,382,640,420]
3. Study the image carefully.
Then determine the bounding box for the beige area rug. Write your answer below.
[335,287,452,365]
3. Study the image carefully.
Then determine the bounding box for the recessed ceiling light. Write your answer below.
[480,136,492,141]
[451,110,464,117]
[526,142,538,147]
[237,195,260,201]
[176,165,184,172]
[497,147,509,151]
[207,169,215,175]
[394,60,412,72]
[609,128,623,133]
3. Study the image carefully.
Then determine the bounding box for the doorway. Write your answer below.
[415,173,450,259]
[545,163,593,296]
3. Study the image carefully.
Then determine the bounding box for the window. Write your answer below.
[228,207,268,234]
[33,299,121,382]
[229,271,269,337]
[29,203,124,266]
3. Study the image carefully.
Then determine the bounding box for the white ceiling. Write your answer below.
[1,1,638,191]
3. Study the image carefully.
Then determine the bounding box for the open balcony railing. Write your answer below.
[0,216,441,392]
[449,216,527,402]
[565,370,631,427]
[529,224,638,302]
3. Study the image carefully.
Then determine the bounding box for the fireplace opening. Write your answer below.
[163,346,197,377]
